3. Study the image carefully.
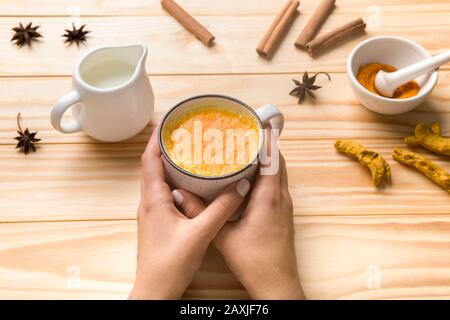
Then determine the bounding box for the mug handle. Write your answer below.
[255,104,285,133]
[50,90,83,133]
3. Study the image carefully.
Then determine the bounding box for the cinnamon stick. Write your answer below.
[257,0,300,58]
[295,0,335,50]
[161,0,215,46]
[305,18,366,57]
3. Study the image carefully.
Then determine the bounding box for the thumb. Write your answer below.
[195,179,251,240]
[172,189,206,219]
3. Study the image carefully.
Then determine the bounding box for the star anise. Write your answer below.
[289,72,331,104]
[11,22,42,47]
[62,24,90,46]
[14,113,41,155]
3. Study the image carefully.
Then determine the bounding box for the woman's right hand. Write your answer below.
[173,149,304,299]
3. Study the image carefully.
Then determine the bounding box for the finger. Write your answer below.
[194,179,250,240]
[141,130,164,182]
[258,127,282,185]
[280,153,289,190]
[144,128,161,157]
[254,159,282,196]
[172,189,206,219]
[244,149,283,220]
[141,129,172,204]
[279,153,294,218]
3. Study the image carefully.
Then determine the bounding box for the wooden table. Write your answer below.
[0,0,449,300]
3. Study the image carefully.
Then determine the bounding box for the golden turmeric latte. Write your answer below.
[357,63,420,99]
[163,106,260,177]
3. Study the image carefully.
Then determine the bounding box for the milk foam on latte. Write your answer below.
[162,106,260,176]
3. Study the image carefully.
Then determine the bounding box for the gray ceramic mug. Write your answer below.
[158,94,284,220]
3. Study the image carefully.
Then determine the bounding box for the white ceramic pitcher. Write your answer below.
[51,44,154,142]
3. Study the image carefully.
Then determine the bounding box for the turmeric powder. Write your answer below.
[335,140,391,186]
[357,63,420,99]
[405,122,450,156]
[393,148,450,193]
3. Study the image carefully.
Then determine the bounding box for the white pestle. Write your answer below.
[374,50,450,98]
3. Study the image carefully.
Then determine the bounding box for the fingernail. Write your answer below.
[172,190,184,206]
[236,179,250,197]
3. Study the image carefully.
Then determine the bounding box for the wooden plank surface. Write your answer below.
[296,215,450,299]
[0,13,449,76]
[1,215,450,299]
[2,0,450,16]
[0,72,448,144]
[1,0,449,300]
[0,140,448,223]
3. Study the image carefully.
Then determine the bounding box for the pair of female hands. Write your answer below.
[129,131,304,300]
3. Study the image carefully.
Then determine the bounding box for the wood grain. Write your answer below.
[0,220,245,299]
[0,13,449,76]
[0,140,448,223]
[296,215,450,299]
[1,0,450,300]
[0,72,448,144]
[1,216,449,299]
[2,0,450,16]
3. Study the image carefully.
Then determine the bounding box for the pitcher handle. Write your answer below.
[255,104,284,133]
[51,90,83,133]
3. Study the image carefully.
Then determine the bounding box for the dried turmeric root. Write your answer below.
[405,122,450,156]
[335,140,391,186]
[393,148,450,193]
